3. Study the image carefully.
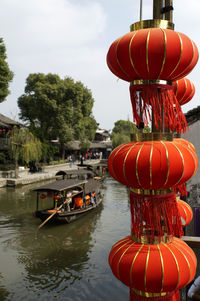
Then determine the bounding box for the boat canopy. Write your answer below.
[33,178,100,194]
[33,179,87,193]
[55,169,94,177]
[85,179,101,194]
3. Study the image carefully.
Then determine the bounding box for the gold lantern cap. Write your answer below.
[130,19,174,31]
[130,132,173,142]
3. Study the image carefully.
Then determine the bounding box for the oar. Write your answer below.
[37,198,69,231]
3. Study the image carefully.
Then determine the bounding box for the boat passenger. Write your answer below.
[90,194,96,207]
[92,191,96,204]
[84,194,91,206]
[65,192,72,212]
[74,196,84,209]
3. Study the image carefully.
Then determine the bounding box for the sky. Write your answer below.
[0,0,200,131]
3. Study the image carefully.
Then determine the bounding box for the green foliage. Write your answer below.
[0,163,15,171]
[111,120,138,148]
[17,73,98,152]
[143,126,151,133]
[40,142,59,163]
[7,126,42,177]
[112,120,138,136]
[0,152,6,164]
[111,133,131,149]
[111,120,150,148]
[0,38,14,102]
[79,139,91,153]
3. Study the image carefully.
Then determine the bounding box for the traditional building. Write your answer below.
[0,113,21,150]
[182,107,200,203]
[67,128,112,159]
[181,107,200,237]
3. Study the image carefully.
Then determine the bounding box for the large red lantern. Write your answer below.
[107,28,198,133]
[107,29,198,82]
[173,78,195,106]
[109,236,196,297]
[108,136,198,239]
[108,138,197,190]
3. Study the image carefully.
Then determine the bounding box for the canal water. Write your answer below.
[0,176,131,301]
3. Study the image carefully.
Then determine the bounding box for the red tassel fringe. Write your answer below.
[130,289,180,301]
[129,84,188,133]
[174,183,188,197]
[130,190,184,242]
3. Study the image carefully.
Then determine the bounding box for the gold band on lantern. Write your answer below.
[130,79,172,86]
[130,132,173,142]
[131,287,168,298]
[130,188,173,195]
[131,234,173,245]
[130,19,174,31]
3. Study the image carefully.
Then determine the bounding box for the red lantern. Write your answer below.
[107,28,198,133]
[54,195,60,200]
[40,194,46,199]
[173,78,195,105]
[109,236,196,297]
[108,139,197,190]
[177,198,193,227]
[107,28,198,82]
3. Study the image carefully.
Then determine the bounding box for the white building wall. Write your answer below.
[182,120,200,204]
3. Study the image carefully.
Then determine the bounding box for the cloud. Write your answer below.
[0,0,107,122]
[0,0,106,63]
[0,0,200,130]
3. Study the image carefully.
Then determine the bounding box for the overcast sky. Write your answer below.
[0,0,200,130]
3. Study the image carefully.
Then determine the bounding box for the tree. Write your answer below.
[111,120,150,148]
[0,38,14,102]
[18,73,97,159]
[7,126,42,178]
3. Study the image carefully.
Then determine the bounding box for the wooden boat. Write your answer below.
[55,168,104,182]
[34,178,103,225]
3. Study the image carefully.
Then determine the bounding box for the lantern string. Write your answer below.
[130,190,184,242]
[129,84,188,133]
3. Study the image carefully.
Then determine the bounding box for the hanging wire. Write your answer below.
[140,0,143,21]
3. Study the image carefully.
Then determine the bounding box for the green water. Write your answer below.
[0,177,130,301]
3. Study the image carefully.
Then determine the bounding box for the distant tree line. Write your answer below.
[111,120,150,148]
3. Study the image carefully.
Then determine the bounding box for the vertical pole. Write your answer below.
[152,0,163,132]
[140,0,143,21]
[165,0,173,22]
[153,0,162,19]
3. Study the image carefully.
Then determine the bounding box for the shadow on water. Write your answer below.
[0,177,130,301]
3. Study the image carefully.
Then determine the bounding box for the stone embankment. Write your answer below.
[0,162,78,188]
[0,159,105,188]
